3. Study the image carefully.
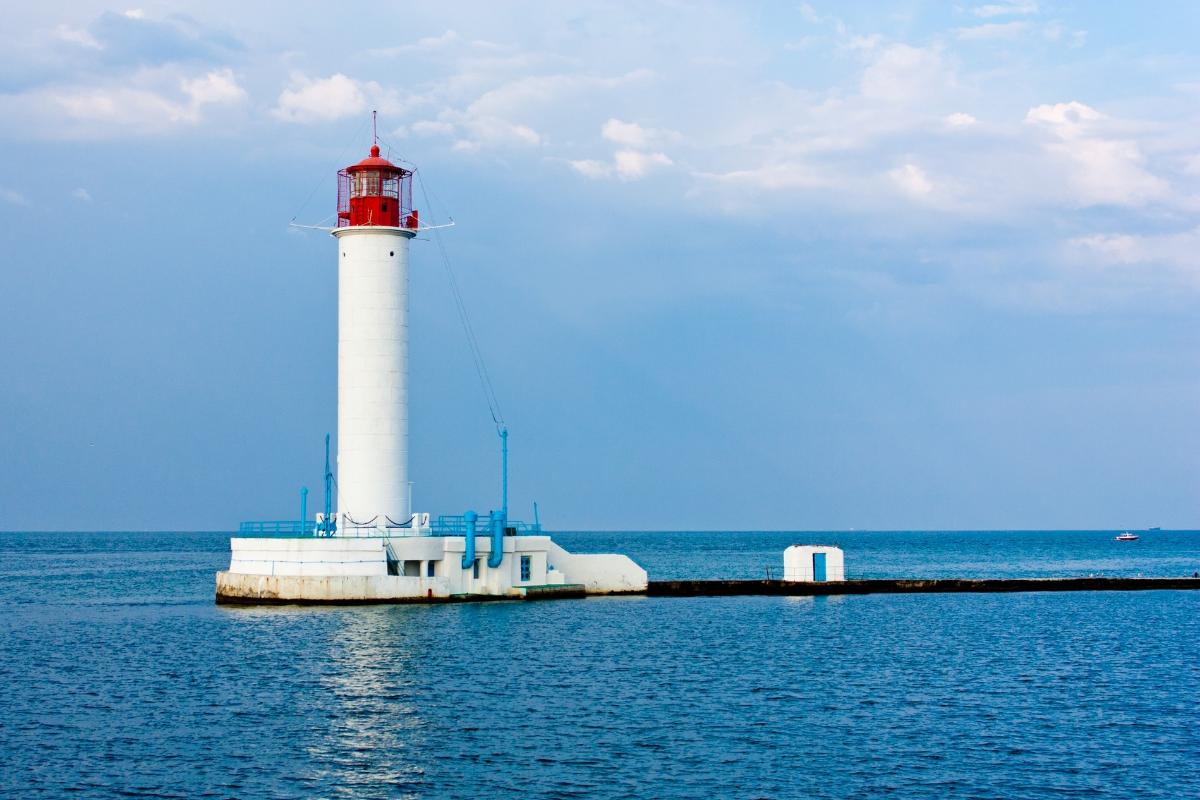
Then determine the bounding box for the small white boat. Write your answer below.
[1114,532,1139,542]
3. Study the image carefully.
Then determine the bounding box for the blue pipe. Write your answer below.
[488,510,504,568]
[300,487,308,535]
[500,427,508,522]
[461,510,478,570]
[321,434,334,535]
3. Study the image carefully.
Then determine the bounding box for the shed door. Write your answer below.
[812,552,827,582]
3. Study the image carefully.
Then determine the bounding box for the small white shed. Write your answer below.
[783,545,845,582]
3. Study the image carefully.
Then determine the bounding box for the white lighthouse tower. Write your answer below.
[215,131,647,603]
[331,143,418,531]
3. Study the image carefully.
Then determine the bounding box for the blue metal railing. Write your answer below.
[238,515,543,538]
[238,521,314,537]
[431,515,542,537]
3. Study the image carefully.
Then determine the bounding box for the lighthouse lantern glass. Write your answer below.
[352,171,382,197]
[337,163,415,228]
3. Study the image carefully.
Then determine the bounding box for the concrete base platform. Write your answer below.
[216,572,450,604]
[215,572,617,605]
[216,533,648,605]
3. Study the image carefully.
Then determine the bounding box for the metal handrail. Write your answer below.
[238,521,313,536]
[238,514,543,538]
[431,515,542,536]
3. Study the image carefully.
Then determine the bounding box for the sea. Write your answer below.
[1,530,1197,799]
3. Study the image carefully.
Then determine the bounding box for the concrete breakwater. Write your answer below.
[216,576,1200,605]
[647,577,1200,597]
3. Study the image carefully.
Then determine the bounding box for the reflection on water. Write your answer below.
[309,608,428,797]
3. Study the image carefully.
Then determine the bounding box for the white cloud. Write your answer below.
[181,68,246,108]
[1065,229,1200,298]
[569,150,673,181]
[1070,229,1200,273]
[123,9,145,19]
[700,162,832,192]
[1025,101,1100,136]
[414,70,652,153]
[50,68,245,127]
[409,119,457,137]
[601,118,680,149]
[449,115,540,150]
[569,159,612,179]
[614,150,672,180]
[1,187,29,206]
[52,86,175,123]
[973,1,1038,18]
[0,66,249,137]
[273,73,367,123]
[368,29,460,58]
[53,24,102,49]
[72,187,92,202]
[410,30,459,50]
[407,109,542,152]
[570,118,678,181]
[1025,101,1169,207]
[466,70,653,119]
[844,34,883,52]
[602,119,652,148]
[860,44,954,104]
[798,3,847,34]
[945,112,978,128]
[888,163,933,197]
[956,22,1030,40]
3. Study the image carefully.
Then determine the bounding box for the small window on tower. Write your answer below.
[520,555,531,582]
[472,559,480,580]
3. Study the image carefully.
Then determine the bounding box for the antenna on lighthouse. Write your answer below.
[372,109,378,146]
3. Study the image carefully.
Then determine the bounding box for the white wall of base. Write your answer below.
[220,534,647,602]
[230,537,391,577]
[543,540,649,593]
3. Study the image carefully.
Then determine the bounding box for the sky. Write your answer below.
[0,1,1197,531]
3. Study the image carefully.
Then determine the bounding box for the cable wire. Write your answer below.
[412,167,507,433]
[291,115,372,225]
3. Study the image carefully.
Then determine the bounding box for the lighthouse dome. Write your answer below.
[346,144,404,173]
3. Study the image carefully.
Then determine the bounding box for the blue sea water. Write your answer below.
[0,530,1198,799]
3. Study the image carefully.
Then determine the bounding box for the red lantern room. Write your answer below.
[336,144,418,229]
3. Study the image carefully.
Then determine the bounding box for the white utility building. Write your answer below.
[216,138,646,603]
[783,545,846,583]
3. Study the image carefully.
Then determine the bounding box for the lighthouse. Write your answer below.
[216,129,647,603]
[331,144,419,530]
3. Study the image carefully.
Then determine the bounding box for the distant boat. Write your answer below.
[1115,532,1139,542]
[1147,527,1162,532]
